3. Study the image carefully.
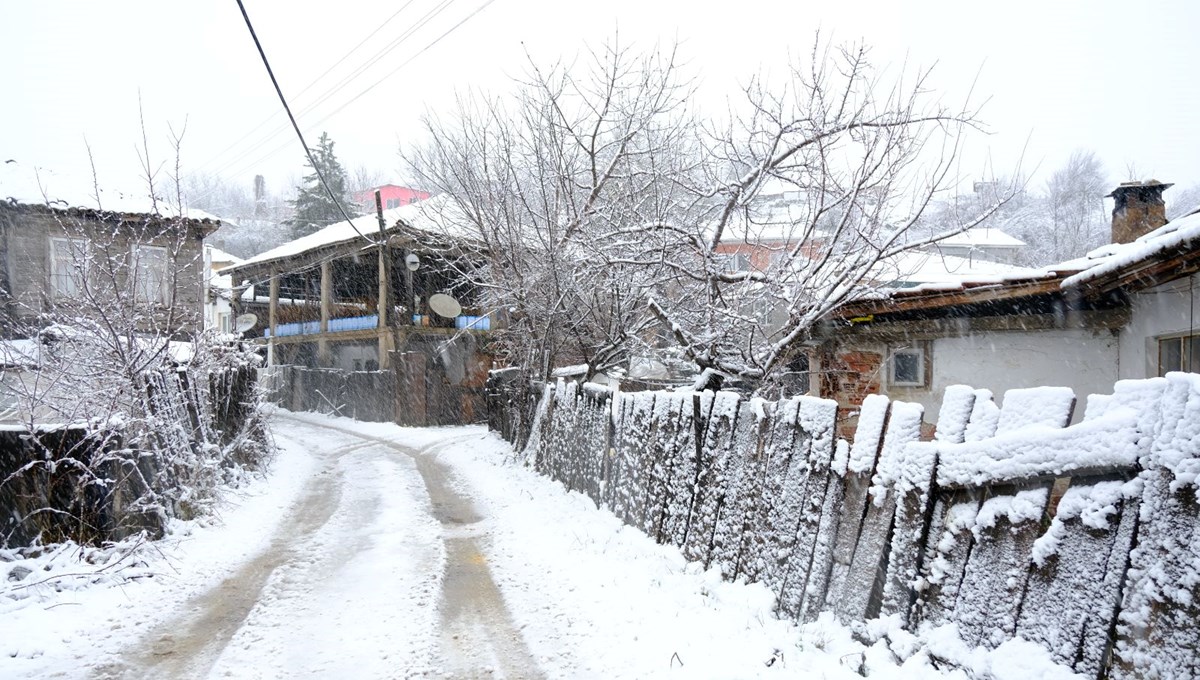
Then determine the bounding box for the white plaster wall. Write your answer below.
[1119,273,1200,380]
[889,328,1119,426]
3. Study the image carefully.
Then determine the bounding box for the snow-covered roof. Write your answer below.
[1062,209,1200,289]
[871,251,1040,291]
[0,336,194,368]
[932,227,1026,249]
[205,244,243,267]
[0,159,221,223]
[229,193,471,272]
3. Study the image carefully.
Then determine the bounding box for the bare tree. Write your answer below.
[407,36,1007,392]
[1040,149,1108,261]
[406,41,699,380]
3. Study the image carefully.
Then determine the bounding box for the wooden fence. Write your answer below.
[265,351,487,426]
[487,373,1200,679]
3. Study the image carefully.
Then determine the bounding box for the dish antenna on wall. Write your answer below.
[427,293,462,319]
[234,313,258,334]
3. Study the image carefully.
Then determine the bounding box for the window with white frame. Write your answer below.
[1158,333,1200,375]
[889,345,926,387]
[132,244,170,304]
[49,237,90,299]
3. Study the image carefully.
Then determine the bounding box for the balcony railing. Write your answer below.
[263,313,491,337]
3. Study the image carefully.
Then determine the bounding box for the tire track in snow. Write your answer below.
[275,416,545,679]
[93,435,375,679]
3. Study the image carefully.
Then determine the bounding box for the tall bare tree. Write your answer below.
[407,37,1007,391]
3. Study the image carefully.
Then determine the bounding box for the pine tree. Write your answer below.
[288,132,353,238]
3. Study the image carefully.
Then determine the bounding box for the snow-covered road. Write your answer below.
[1,412,1080,679]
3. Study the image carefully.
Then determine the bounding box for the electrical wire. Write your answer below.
[213,0,497,184]
[202,0,459,183]
[234,0,372,243]
[195,0,419,177]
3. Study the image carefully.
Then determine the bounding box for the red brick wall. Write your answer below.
[820,348,884,441]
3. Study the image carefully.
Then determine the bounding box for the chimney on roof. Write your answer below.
[1108,179,1173,244]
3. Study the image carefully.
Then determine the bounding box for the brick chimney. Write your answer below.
[1108,180,1173,244]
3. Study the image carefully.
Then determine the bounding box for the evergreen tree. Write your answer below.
[288,132,353,238]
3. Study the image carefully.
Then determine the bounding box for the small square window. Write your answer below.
[890,347,925,387]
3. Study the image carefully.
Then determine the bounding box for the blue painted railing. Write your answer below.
[263,313,490,337]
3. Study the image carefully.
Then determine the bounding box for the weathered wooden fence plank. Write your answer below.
[682,391,739,565]
[879,385,977,622]
[1113,373,1200,680]
[823,394,890,615]
[833,401,924,623]
[952,485,1051,649]
[1017,478,1140,678]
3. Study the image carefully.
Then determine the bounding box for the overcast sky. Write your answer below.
[3,0,1199,204]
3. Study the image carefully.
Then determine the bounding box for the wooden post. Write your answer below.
[375,190,393,368]
[318,260,331,366]
[268,272,279,366]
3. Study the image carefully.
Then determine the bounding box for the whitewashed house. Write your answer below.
[814,179,1200,432]
[204,244,244,334]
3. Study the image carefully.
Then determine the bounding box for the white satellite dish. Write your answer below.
[427,293,462,319]
[404,252,421,271]
[234,313,258,334]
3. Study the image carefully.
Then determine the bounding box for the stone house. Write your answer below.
[812,179,1200,435]
[1,164,219,340]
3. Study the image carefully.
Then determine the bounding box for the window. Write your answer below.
[132,244,169,304]
[49,237,89,299]
[1158,334,1200,375]
[716,252,751,273]
[890,346,926,387]
[385,198,400,209]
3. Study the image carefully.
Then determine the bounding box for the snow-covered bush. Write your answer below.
[0,328,272,547]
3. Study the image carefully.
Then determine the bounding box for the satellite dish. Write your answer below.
[404,252,421,271]
[234,313,258,334]
[427,293,462,319]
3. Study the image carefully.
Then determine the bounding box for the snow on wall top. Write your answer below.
[229,193,468,272]
[0,159,220,223]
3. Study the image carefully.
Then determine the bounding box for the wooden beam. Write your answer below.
[318,260,332,366]
[268,273,279,366]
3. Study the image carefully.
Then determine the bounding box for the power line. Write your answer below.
[215,0,498,184]
[234,0,371,243]
[200,0,458,182]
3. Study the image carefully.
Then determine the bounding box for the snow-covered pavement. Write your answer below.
[1,412,1079,679]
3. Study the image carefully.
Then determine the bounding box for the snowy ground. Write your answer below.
[0,412,1080,679]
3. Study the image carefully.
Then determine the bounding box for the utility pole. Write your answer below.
[375,190,394,368]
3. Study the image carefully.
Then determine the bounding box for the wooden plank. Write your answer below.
[681,391,739,565]
[755,397,810,600]
[833,401,924,623]
[951,485,1051,649]
[711,399,765,577]
[879,386,976,622]
[1113,373,1200,680]
[778,397,840,619]
[1016,478,1139,678]
[911,490,981,627]
[823,394,891,614]
[661,392,700,548]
